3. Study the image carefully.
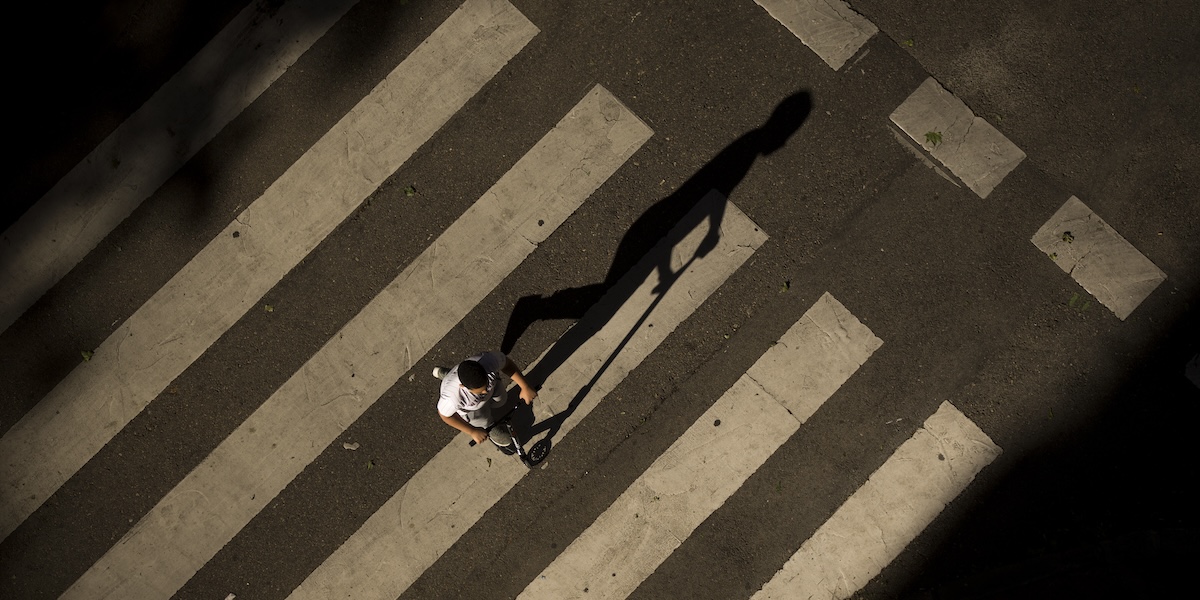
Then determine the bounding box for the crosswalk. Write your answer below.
[0,0,537,543]
[0,0,363,334]
[10,0,1161,598]
[751,401,1000,599]
[290,189,762,600]
[520,292,882,599]
[62,79,645,600]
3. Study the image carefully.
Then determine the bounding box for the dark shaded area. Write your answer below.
[898,298,1199,599]
[3,0,248,231]
[0,2,448,598]
[502,91,812,456]
[2,0,251,430]
[0,0,414,435]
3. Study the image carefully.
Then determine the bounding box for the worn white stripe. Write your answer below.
[519,292,882,600]
[0,0,361,333]
[0,0,536,544]
[288,189,763,600]
[755,0,878,70]
[889,77,1026,198]
[752,402,1001,600]
[61,83,645,600]
[1031,196,1166,320]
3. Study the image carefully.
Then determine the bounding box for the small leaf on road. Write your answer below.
[343,442,360,451]
[924,131,942,146]
[81,350,93,361]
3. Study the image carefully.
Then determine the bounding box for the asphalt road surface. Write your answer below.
[2,1,1197,599]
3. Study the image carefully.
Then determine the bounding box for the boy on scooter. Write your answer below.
[434,351,537,451]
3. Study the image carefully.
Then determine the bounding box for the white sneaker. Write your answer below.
[432,366,450,380]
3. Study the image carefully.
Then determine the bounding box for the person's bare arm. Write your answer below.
[502,356,538,404]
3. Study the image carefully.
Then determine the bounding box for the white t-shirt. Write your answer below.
[436,351,507,419]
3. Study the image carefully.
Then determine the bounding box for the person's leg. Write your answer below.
[488,426,513,447]
[485,399,516,450]
[464,407,492,433]
[465,403,515,450]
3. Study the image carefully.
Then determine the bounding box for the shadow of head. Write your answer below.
[759,91,813,156]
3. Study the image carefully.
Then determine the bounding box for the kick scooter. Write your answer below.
[434,366,546,468]
[466,405,546,468]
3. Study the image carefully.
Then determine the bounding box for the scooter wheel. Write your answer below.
[527,439,550,464]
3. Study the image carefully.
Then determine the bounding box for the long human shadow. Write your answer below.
[504,91,813,458]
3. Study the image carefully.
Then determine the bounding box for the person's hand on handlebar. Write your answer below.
[504,356,537,406]
[470,427,488,445]
[520,387,537,405]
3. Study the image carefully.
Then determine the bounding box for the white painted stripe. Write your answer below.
[61,83,645,600]
[755,0,878,70]
[751,402,1001,600]
[1031,196,1166,320]
[889,77,1026,198]
[519,292,882,600]
[0,0,361,333]
[0,0,537,544]
[287,189,764,600]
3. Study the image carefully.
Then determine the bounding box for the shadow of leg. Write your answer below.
[500,284,608,354]
[500,294,543,354]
